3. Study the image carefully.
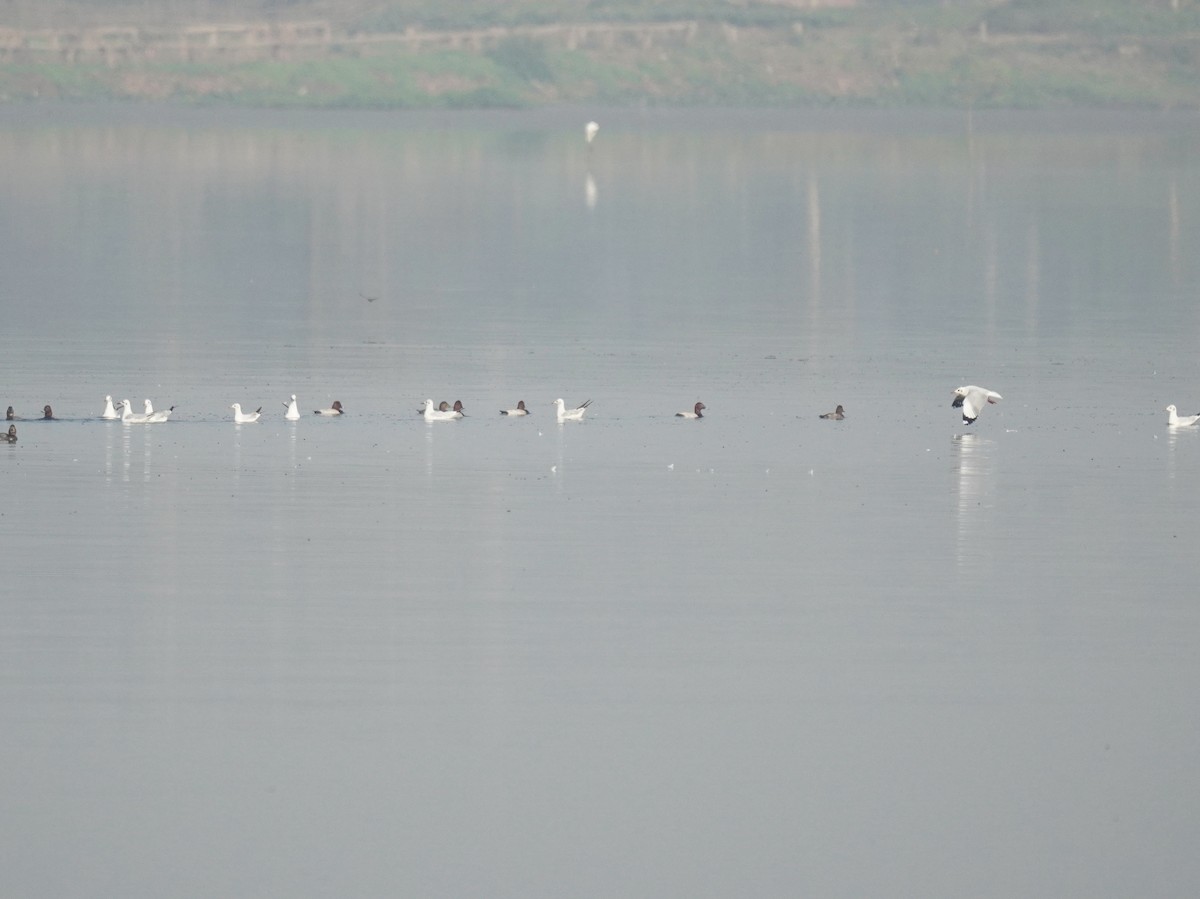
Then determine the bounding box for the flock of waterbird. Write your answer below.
[2,385,1197,445]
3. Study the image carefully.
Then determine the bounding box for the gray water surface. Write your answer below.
[2,107,1199,898]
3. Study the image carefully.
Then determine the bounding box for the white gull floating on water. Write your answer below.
[144,399,174,423]
[422,399,460,422]
[554,398,591,423]
[231,403,261,424]
[952,385,1002,425]
[101,396,120,419]
[119,399,151,424]
[1165,404,1200,427]
[283,395,300,421]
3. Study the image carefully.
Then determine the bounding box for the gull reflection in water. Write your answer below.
[1166,415,1199,480]
[952,433,996,573]
[585,172,597,210]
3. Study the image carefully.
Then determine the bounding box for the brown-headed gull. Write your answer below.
[501,400,530,416]
[554,398,591,423]
[283,395,300,421]
[676,402,706,419]
[231,403,261,424]
[314,400,344,416]
[952,386,1002,425]
[819,405,845,420]
[1165,405,1200,427]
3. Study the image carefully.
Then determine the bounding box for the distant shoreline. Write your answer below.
[2,14,1198,110]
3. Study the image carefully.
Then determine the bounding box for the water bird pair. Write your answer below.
[422,399,465,421]
[6,405,55,420]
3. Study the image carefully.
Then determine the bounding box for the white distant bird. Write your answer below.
[101,395,120,419]
[145,399,174,423]
[1165,404,1200,427]
[501,400,531,416]
[554,398,591,423]
[283,394,300,420]
[585,121,599,145]
[952,385,1002,425]
[118,399,150,424]
[676,402,706,419]
[422,399,460,422]
[231,403,261,424]
[314,400,344,416]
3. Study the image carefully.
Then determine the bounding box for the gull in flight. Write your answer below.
[1165,404,1200,427]
[231,403,262,424]
[952,386,1002,425]
[554,398,591,423]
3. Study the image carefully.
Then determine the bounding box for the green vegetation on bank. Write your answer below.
[1,0,1197,109]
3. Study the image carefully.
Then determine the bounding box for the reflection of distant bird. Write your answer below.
[952,385,1002,425]
[1166,404,1200,427]
[676,402,706,419]
[819,405,845,420]
[585,121,599,145]
[359,292,377,303]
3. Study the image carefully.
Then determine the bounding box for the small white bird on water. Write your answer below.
[145,399,174,423]
[118,399,151,424]
[232,403,261,424]
[952,385,1002,425]
[284,394,300,421]
[585,121,599,145]
[101,395,120,419]
[422,399,460,422]
[555,398,591,423]
[1165,404,1200,427]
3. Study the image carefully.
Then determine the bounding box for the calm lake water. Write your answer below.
[2,105,1199,898]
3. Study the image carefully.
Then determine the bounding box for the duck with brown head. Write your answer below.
[6,406,14,421]
[314,400,344,416]
[675,402,706,419]
[819,405,845,420]
[3,424,15,443]
[501,400,530,416]
[42,405,55,420]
